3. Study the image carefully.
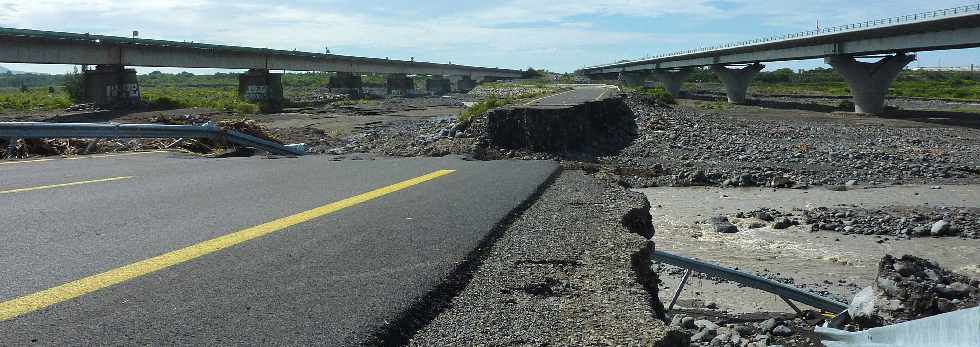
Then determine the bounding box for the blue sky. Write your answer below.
[1,0,979,74]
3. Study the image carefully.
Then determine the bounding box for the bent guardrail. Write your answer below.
[653,250,849,314]
[0,122,305,156]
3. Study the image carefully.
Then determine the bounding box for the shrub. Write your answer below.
[645,87,676,105]
[62,68,85,102]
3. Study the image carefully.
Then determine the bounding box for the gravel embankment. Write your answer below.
[600,95,980,188]
[410,171,683,346]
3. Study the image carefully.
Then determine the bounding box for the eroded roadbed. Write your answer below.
[410,171,676,345]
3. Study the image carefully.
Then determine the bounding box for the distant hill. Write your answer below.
[0,66,30,75]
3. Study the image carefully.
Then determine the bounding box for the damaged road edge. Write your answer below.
[367,165,563,345]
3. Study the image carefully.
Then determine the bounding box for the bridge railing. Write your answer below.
[599,3,980,67]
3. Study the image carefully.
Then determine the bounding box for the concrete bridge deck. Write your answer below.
[580,4,980,114]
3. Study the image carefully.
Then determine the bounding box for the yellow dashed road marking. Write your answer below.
[0,176,133,195]
[0,151,168,166]
[0,169,456,321]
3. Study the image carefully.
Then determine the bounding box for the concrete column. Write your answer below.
[238,69,283,108]
[329,72,363,98]
[452,76,477,93]
[620,71,650,88]
[651,68,692,97]
[710,63,765,104]
[480,76,504,84]
[425,76,451,95]
[83,65,140,106]
[825,54,916,114]
[385,73,414,96]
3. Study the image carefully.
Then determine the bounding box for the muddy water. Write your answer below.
[635,185,980,314]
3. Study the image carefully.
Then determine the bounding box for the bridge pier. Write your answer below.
[452,76,477,93]
[711,63,764,104]
[650,68,692,97]
[826,54,916,114]
[329,72,363,98]
[83,65,140,106]
[425,76,452,95]
[385,73,415,96]
[238,69,283,109]
[619,71,649,87]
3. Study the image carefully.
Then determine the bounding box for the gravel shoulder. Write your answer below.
[410,170,678,346]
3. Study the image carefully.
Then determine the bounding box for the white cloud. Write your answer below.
[0,0,976,72]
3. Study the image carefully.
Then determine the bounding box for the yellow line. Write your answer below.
[0,151,168,166]
[0,158,56,166]
[0,176,133,195]
[0,169,456,321]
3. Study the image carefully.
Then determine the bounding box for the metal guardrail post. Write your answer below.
[667,269,693,312]
[5,137,15,159]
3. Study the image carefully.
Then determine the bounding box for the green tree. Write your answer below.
[62,67,86,102]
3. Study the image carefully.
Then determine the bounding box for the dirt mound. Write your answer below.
[849,254,980,328]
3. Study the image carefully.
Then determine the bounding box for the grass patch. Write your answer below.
[640,87,676,105]
[458,96,512,124]
[0,88,73,112]
[687,99,736,111]
[331,98,376,107]
[141,87,259,114]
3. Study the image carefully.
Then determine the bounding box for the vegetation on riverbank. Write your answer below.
[683,67,980,101]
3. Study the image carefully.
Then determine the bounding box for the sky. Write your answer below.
[1,0,979,74]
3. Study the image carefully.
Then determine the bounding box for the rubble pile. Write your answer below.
[667,312,824,347]
[849,254,980,327]
[720,206,980,239]
[598,93,980,188]
[216,119,284,144]
[803,206,980,239]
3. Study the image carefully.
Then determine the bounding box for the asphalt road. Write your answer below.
[525,85,619,107]
[0,151,558,345]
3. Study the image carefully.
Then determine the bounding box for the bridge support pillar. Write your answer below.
[826,54,916,114]
[651,68,692,97]
[452,76,477,93]
[619,71,650,88]
[83,65,140,106]
[385,73,414,96]
[425,76,451,95]
[329,72,363,98]
[238,69,283,109]
[711,63,764,104]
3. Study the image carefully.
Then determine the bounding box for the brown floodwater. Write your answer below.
[635,185,980,314]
